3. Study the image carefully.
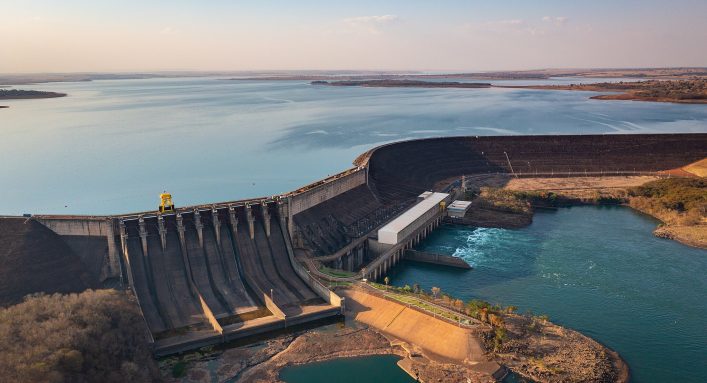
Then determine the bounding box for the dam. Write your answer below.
[2,133,705,354]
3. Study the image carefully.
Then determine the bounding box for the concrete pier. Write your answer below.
[212,207,221,245]
[138,216,148,259]
[158,215,167,251]
[246,204,255,240]
[261,202,271,237]
[228,205,238,236]
[404,249,471,269]
[193,209,204,248]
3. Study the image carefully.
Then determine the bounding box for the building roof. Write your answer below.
[448,200,472,210]
[378,192,449,236]
[418,191,433,199]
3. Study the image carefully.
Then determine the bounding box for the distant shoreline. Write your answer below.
[499,82,707,104]
[313,79,707,104]
[311,79,492,88]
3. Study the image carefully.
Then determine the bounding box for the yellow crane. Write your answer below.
[159,192,175,213]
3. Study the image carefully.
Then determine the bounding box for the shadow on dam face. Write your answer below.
[121,202,329,341]
[0,218,97,307]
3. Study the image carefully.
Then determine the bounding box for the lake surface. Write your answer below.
[390,206,707,383]
[2,77,706,214]
[279,354,414,383]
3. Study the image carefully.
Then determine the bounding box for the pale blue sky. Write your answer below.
[2,0,706,72]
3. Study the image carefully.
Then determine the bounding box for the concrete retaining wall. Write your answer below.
[341,288,485,363]
[263,292,287,320]
[34,216,121,281]
[404,249,472,269]
[34,216,111,236]
[198,293,224,334]
[287,168,366,216]
[279,214,345,313]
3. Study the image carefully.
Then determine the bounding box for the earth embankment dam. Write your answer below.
[1,133,705,353]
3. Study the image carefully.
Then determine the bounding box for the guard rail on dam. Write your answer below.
[4,133,706,353]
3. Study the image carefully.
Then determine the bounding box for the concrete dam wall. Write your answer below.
[2,133,705,351]
[360,133,707,203]
[297,133,707,262]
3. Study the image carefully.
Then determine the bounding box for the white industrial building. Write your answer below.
[377,192,449,245]
[447,200,472,218]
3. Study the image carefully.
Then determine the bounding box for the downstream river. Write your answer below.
[280,355,415,383]
[391,206,707,383]
[2,77,706,215]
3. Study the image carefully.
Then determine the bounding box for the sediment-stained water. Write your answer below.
[390,206,707,383]
[279,354,414,383]
[2,77,706,214]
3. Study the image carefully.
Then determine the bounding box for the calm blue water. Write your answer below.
[390,206,707,383]
[279,355,415,383]
[2,77,706,214]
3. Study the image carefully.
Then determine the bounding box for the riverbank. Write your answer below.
[462,175,706,250]
[500,79,707,104]
[490,312,629,383]
[310,78,707,104]
[159,322,495,383]
[161,285,628,383]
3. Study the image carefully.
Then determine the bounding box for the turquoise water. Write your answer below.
[2,77,706,214]
[389,206,707,383]
[279,355,415,383]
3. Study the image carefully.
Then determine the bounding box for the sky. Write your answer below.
[2,0,706,73]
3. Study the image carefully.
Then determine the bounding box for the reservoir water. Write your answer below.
[390,206,707,383]
[279,354,414,383]
[3,77,706,382]
[2,77,706,214]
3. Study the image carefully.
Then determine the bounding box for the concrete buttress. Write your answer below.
[261,202,271,237]
[158,215,167,251]
[212,207,221,245]
[228,205,238,236]
[138,216,148,258]
[246,204,255,240]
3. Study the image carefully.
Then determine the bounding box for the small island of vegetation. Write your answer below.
[0,89,67,100]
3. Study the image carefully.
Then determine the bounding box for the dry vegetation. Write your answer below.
[627,178,706,226]
[466,175,706,248]
[491,313,626,383]
[513,79,707,104]
[0,290,160,383]
[368,283,626,383]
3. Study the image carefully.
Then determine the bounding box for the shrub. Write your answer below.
[0,289,160,383]
[628,178,706,224]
